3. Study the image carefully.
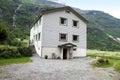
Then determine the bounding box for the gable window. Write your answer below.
[73,35,79,42]
[73,20,78,27]
[59,33,67,41]
[60,17,67,25]
[65,10,70,13]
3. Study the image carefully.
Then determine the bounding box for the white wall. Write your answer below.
[42,47,60,58]
[30,17,44,57]
[42,10,86,56]
[30,9,87,57]
[42,10,86,47]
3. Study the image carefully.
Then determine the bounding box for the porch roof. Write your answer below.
[58,43,77,48]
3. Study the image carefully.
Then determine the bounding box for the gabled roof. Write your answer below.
[31,6,88,27]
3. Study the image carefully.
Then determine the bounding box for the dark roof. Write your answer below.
[31,6,88,27]
[58,43,77,48]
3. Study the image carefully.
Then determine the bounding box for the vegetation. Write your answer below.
[0,57,32,66]
[0,0,120,51]
[0,45,33,59]
[0,24,8,43]
[87,50,120,72]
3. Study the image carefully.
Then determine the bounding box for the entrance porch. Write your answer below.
[58,43,77,59]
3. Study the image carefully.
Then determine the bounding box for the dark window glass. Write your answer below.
[60,18,67,25]
[73,20,78,27]
[73,35,79,41]
[59,33,67,41]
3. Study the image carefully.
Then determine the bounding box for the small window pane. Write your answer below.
[38,33,41,40]
[36,34,37,41]
[73,35,79,41]
[73,20,78,27]
[60,18,67,25]
[59,33,67,41]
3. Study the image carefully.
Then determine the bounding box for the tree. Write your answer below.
[0,24,8,43]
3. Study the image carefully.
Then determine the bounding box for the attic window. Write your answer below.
[73,48,77,51]
[65,10,70,13]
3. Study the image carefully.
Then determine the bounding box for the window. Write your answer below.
[73,48,77,51]
[38,33,41,40]
[59,33,67,41]
[73,20,78,27]
[73,35,79,42]
[33,35,35,41]
[36,34,37,41]
[65,10,70,13]
[60,17,67,25]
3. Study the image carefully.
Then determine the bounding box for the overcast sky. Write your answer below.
[50,0,120,19]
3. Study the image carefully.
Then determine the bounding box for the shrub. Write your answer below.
[96,58,109,66]
[0,48,21,59]
[0,46,33,59]
[97,58,105,64]
[18,47,33,57]
[114,62,120,72]
[0,51,10,59]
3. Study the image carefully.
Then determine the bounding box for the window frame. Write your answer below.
[38,32,41,41]
[73,20,79,27]
[60,17,68,26]
[72,35,79,42]
[59,33,67,41]
[36,34,37,41]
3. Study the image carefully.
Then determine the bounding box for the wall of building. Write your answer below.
[42,46,60,58]
[30,9,87,58]
[42,10,87,56]
[30,17,44,57]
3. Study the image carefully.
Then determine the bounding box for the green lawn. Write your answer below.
[87,49,120,72]
[0,57,32,66]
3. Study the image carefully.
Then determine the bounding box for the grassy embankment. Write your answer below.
[87,50,120,72]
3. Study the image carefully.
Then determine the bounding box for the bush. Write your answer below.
[96,58,109,66]
[0,46,33,59]
[18,47,33,57]
[114,62,120,72]
[0,48,21,59]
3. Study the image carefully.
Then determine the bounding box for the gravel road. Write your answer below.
[0,54,120,80]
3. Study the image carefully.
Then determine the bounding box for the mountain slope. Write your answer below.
[0,0,120,51]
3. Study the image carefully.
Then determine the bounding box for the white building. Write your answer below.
[30,6,88,59]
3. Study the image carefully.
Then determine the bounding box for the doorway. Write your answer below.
[63,48,67,59]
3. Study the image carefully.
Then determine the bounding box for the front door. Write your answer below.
[63,48,67,59]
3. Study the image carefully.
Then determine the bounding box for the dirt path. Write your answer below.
[0,54,120,80]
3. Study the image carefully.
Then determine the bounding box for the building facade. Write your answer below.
[30,6,88,59]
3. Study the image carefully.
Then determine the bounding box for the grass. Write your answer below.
[87,49,120,72]
[0,57,32,66]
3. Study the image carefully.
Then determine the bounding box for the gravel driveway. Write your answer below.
[0,54,120,80]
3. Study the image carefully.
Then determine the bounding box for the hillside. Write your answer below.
[0,0,120,51]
